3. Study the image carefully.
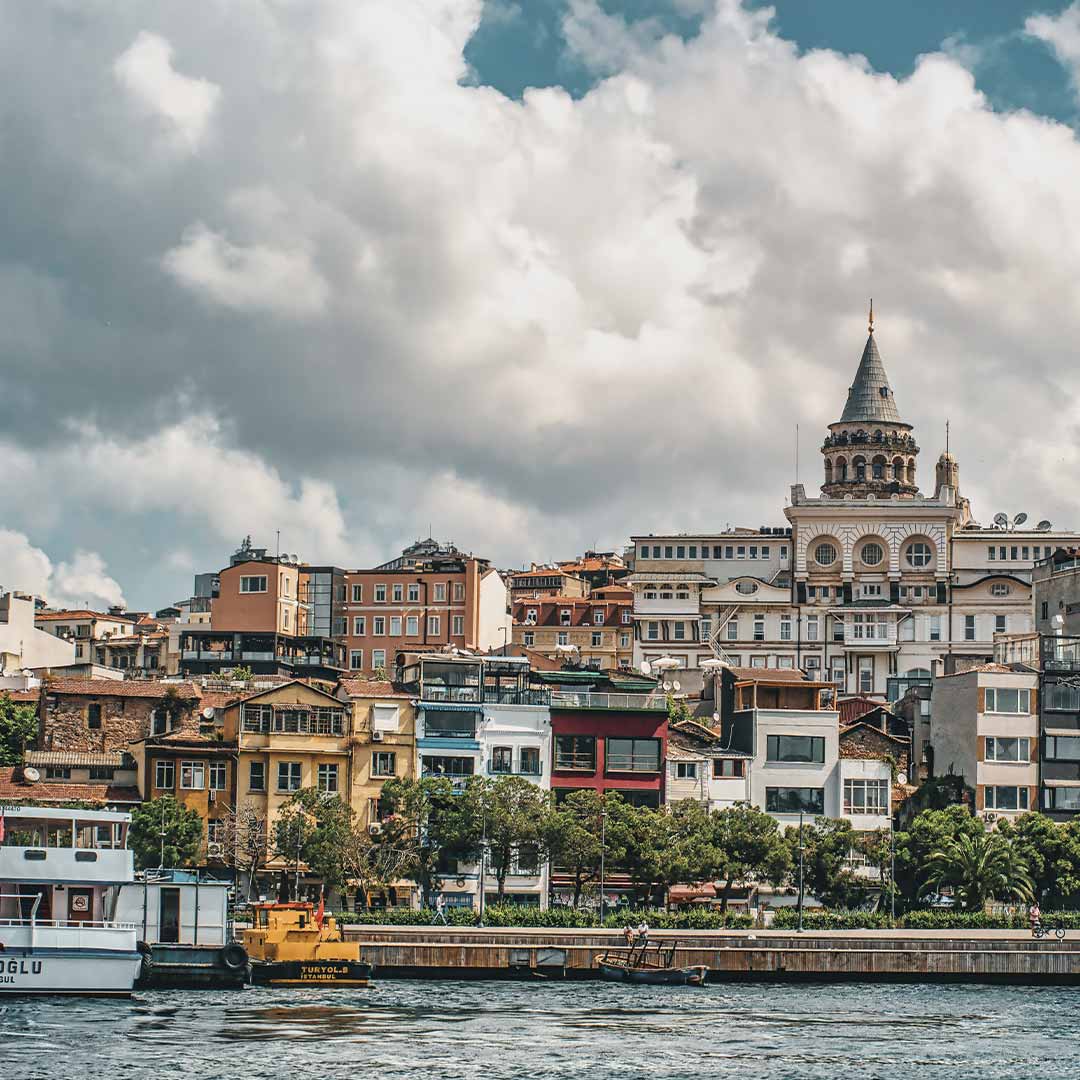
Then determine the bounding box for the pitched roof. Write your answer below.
[25,750,129,767]
[727,666,822,683]
[34,610,136,623]
[839,331,902,424]
[337,678,411,700]
[0,768,141,804]
[43,678,201,699]
[1,688,40,704]
[837,695,884,726]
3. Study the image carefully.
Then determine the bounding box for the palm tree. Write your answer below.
[924,831,1034,913]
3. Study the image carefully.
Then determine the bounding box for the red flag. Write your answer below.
[315,888,325,928]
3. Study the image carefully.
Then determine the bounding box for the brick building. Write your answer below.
[38,678,201,754]
[512,589,634,671]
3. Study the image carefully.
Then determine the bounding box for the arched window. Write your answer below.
[854,456,866,481]
[836,457,848,481]
[905,540,934,569]
[907,457,916,483]
[872,455,886,480]
[824,460,833,484]
[814,542,838,567]
[892,457,904,481]
[860,541,884,567]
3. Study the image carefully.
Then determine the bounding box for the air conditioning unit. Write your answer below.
[372,730,385,742]
[367,822,383,837]
[207,842,223,857]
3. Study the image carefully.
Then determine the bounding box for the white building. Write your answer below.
[0,593,76,674]
[664,722,751,809]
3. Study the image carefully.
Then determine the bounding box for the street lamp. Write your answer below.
[890,818,896,923]
[478,789,488,927]
[599,800,607,924]
[797,810,805,933]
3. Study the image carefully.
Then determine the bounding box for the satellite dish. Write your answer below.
[897,772,908,786]
[1037,520,1052,532]
[672,680,681,692]
[662,680,672,691]
[202,706,216,719]
[640,660,652,675]
[712,712,720,724]
[993,513,1008,529]
[1013,512,1028,527]
[22,767,40,783]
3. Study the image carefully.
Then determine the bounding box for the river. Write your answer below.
[1,981,1077,1079]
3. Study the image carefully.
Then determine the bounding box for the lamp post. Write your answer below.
[478,788,487,927]
[797,810,805,933]
[890,818,896,923]
[599,800,607,924]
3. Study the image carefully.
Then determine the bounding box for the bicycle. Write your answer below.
[1032,923,1066,940]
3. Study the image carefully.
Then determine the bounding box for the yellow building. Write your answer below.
[224,680,353,892]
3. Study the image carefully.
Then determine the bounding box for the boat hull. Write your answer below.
[0,949,142,996]
[250,959,373,987]
[598,961,707,986]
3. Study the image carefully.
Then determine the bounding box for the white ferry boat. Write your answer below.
[0,804,142,995]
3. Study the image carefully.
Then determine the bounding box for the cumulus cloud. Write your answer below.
[7,0,1080,607]
[0,531,126,611]
[113,31,220,151]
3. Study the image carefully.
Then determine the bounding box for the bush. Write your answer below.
[336,905,752,929]
[771,908,896,930]
[602,908,752,930]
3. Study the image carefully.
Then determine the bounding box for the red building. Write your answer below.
[536,669,667,807]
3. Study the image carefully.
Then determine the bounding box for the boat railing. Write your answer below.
[0,917,139,930]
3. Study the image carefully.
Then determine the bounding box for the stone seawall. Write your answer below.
[343,926,1080,983]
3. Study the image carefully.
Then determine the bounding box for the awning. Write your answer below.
[1043,729,1080,737]
[418,703,482,712]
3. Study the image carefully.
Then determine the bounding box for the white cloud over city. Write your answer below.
[5,0,1080,607]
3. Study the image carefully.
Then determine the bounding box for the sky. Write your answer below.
[6,0,1080,612]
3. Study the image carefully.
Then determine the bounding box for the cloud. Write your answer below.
[7,0,1080,608]
[113,30,220,151]
[0,531,125,611]
[162,223,330,317]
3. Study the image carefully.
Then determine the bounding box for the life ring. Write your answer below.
[455,877,466,888]
[219,944,248,972]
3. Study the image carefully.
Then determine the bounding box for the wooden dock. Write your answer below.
[343,926,1080,983]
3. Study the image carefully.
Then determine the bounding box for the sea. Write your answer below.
[1,981,1076,1079]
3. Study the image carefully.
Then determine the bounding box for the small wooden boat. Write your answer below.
[243,902,372,987]
[596,939,707,986]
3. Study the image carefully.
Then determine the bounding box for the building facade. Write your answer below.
[512,590,634,671]
[1,593,77,673]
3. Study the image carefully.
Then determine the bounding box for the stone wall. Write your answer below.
[838,723,910,778]
[40,692,196,753]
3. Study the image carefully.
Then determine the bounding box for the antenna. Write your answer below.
[945,418,950,457]
[795,424,799,486]
[276,530,280,558]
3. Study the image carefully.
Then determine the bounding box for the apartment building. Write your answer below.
[1,592,76,673]
[343,540,510,675]
[180,549,346,681]
[664,721,751,809]
[929,664,1039,823]
[1035,633,1080,820]
[34,606,136,668]
[226,680,353,893]
[512,588,634,671]
[557,551,628,591]
[397,653,551,907]
[510,567,588,601]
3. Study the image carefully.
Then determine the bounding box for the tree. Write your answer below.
[274,788,356,895]
[340,816,419,905]
[605,797,673,905]
[129,795,203,870]
[788,817,866,909]
[924,830,1034,912]
[694,803,791,911]
[998,812,1080,908]
[893,805,983,908]
[470,776,552,898]
[219,802,267,900]
[541,788,612,907]
[0,693,37,766]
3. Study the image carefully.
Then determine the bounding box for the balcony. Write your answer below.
[421,712,479,739]
[482,688,551,707]
[553,751,596,772]
[605,754,661,774]
[550,691,664,712]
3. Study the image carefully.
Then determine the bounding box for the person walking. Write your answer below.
[434,894,448,925]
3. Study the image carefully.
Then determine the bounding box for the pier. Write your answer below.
[344,927,1080,983]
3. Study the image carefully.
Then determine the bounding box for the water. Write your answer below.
[1,981,1078,1079]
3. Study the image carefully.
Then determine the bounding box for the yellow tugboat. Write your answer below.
[243,902,372,987]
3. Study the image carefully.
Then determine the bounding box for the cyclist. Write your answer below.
[1029,902,1042,934]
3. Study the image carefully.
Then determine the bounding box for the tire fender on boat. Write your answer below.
[219,944,248,972]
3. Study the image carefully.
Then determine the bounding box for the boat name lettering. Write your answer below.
[299,965,351,979]
[0,960,44,982]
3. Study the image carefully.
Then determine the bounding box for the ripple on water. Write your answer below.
[0,981,1076,1079]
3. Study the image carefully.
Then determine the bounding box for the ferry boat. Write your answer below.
[244,902,372,986]
[0,804,142,996]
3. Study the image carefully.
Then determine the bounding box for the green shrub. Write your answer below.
[336,905,752,929]
[602,908,752,930]
[771,908,895,930]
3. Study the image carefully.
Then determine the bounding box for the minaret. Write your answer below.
[821,302,920,497]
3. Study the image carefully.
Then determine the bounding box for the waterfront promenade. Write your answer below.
[344,925,1080,983]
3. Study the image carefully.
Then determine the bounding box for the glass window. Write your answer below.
[985,737,1030,763]
[843,778,889,814]
[765,787,825,814]
[1049,685,1080,711]
[762,546,770,558]
[317,763,339,792]
[988,546,996,561]
[453,615,465,636]
[277,762,302,791]
[929,615,942,642]
[713,759,743,778]
[374,584,386,603]
[372,751,397,777]
[351,584,363,602]
[428,615,441,635]
[353,616,366,635]
[676,546,686,559]
[605,737,661,773]
[390,616,402,636]
[434,583,447,603]
[180,761,206,790]
[208,761,227,790]
[240,576,267,593]
[391,584,403,603]
[726,619,739,640]
[673,622,686,641]
[753,616,765,641]
[647,622,659,641]
[984,688,1031,713]
[491,746,513,774]
[860,542,884,566]
[806,615,819,641]
[406,615,419,636]
[767,735,825,764]
[154,760,174,790]
[675,762,698,779]
[373,617,385,635]
[248,760,266,792]
[1045,787,1080,811]
[995,615,1007,634]
[688,546,698,559]
[350,650,363,670]
[372,649,386,670]
[780,617,792,641]
[88,703,102,729]
[523,631,534,646]
[906,541,933,568]
[591,631,603,647]
[985,786,1029,811]
[408,583,421,603]
[965,615,976,641]
[421,755,474,778]
[814,542,837,567]
[520,747,541,775]
[554,735,596,771]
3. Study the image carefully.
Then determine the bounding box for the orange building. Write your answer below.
[341,539,510,675]
[512,588,635,670]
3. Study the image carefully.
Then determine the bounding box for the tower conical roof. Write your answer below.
[839,331,902,424]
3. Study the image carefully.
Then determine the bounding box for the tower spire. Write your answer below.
[868,298,874,334]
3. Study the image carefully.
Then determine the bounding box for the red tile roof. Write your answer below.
[35,610,136,622]
[0,768,141,804]
[43,678,200,699]
[1,688,40,704]
[838,696,884,726]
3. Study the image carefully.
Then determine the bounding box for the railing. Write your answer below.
[482,689,552,706]
[421,722,477,739]
[0,917,138,930]
[550,691,664,711]
[605,755,661,773]
[421,685,482,703]
[553,752,596,771]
